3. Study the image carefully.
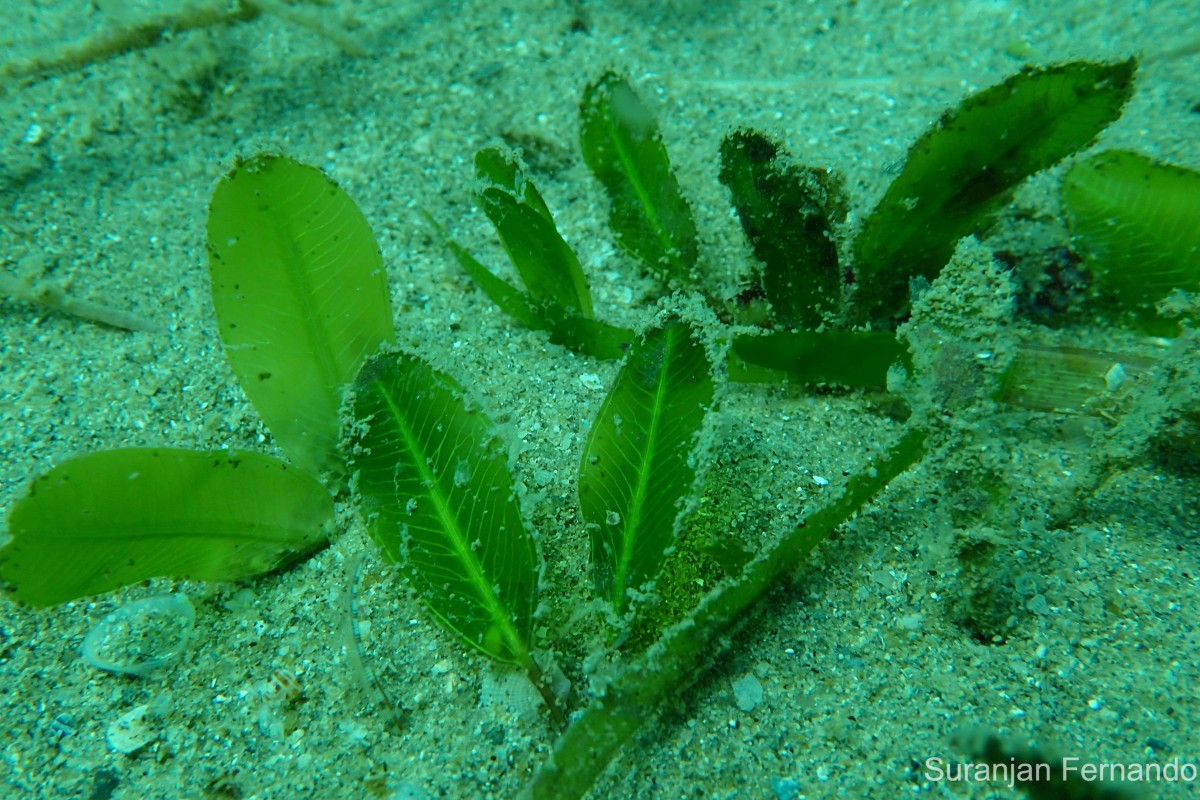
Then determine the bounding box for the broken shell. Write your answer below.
[106,704,159,754]
[82,594,195,677]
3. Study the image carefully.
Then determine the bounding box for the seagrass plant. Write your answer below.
[5,53,1199,800]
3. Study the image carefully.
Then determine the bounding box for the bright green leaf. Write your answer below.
[853,58,1137,326]
[578,320,715,615]
[0,449,332,606]
[474,147,594,317]
[207,154,395,481]
[350,351,539,666]
[1062,149,1200,326]
[580,72,699,285]
[719,129,845,329]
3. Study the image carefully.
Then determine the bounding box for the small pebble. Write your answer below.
[771,776,802,800]
[731,674,763,713]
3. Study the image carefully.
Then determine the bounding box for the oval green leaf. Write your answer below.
[853,58,1136,326]
[350,351,539,666]
[578,319,715,615]
[0,449,333,606]
[207,154,395,481]
[1062,149,1200,322]
[580,72,699,285]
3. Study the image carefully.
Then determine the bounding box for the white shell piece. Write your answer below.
[106,704,158,754]
[1104,362,1127,392]
[82,594,196,677]
[579,373,604,392]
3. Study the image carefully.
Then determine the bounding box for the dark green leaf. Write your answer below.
[474,147,593,317]
[578,320,715,615]
[535,297,635,361]
[729,329,909,388]
[719,130,845,329]
[0,449,332,606]
[425,212,634,360]
[350,351,539,665]
[580,72,698,284]
[1062,149,1200,326]
[853,58,1137,326]
[207,154,395,481]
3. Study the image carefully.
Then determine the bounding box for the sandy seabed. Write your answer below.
[1,2,1198,798]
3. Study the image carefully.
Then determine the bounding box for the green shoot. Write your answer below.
[474,147,594,317]
[424,211,634,360]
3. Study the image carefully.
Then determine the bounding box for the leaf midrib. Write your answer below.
[375,377,528,662]
[603,99,681,277]
[272,188,343,418]
[612,329,675,611]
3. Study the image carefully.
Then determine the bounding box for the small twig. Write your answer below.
[0,270,160,333]
[0,0,364,84]
[252,0,368,57]
[1,2,261,82]
[343,551,408,733]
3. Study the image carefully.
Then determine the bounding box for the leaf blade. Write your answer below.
[207,154,395,479]
[853,58,1137,325]
[719,130,845,329]
[425,212,635,360]
[1062,149,1200,322]
[0,449,332,606]
[474,147,594,317]
[351,352,538,665]
[580,72,699,284]
[578,320,715,614]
